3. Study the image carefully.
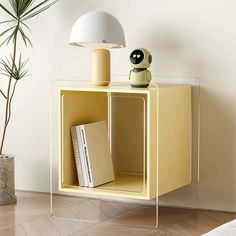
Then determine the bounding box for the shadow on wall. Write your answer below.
[140,28,204,78]
[146,28,236,212]
[199,87,236,211]
[146,28,236,211]
[159,86,236,212]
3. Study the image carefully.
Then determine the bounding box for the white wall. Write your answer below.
[0,0,236,212]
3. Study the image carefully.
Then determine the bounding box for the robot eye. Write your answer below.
[133,54,136,58]
[137,55,141,58]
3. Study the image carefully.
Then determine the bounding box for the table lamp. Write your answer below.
[69,11,126,86]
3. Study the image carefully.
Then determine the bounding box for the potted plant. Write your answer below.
[0,0,57,205]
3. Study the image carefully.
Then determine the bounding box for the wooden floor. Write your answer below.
[0,191,235,236]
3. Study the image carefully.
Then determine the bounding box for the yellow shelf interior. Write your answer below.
[61,174,146,194]
[59,90,148,199]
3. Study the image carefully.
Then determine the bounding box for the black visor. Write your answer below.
[130,49,144,64]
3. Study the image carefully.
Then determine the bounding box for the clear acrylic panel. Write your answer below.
[106,93,147,194]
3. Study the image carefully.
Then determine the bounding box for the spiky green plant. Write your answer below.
[0,0,57,155]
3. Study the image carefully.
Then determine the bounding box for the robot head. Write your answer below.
[130,48,152,68]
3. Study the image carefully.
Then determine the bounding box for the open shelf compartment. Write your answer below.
[58,88,157,200]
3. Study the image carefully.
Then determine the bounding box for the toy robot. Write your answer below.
[129,48,152,88]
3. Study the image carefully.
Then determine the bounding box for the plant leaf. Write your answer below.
[0,25,15,38]
[21,0,57,20]
[6,27,17,45]
[0,3,17,19]
[0,56,29,81]
[21,0,49,17]
[0,35,13,47]
[0,20,15,25]
[20,20,31,33]
[18,26,30,46]
[9,0,18,16]
[19,0,36,16]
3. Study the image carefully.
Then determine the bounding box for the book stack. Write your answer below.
[71,120,115,187]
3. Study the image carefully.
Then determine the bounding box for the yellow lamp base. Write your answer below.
[92,49,110,86]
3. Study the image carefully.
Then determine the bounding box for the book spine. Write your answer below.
[77,127,89,187]
[80,125,93,187]
[71,127,84,187]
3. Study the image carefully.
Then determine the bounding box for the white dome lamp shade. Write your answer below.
[69,11,126,86]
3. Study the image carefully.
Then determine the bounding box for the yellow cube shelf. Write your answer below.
[55,83,191,200]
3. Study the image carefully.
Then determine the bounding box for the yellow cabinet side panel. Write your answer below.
[158,85,192,196]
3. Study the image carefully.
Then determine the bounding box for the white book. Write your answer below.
[79,120,115,187]
[76,126,89,187]
[70,126,84,186]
